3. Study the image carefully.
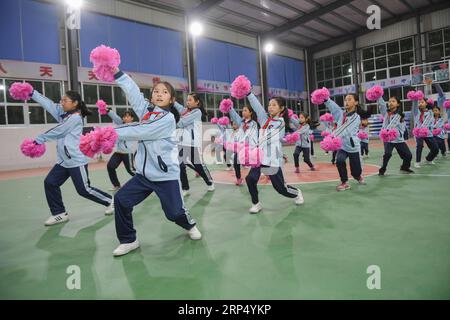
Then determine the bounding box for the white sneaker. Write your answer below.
[207,184,215,192]
[105,198,114,215]
[425,160,436,165]
[109,186,120,192]
[112,240,140,257]
[295,190,304,205]
[187,226,202,240]
[215,161,223,165]
[44,212,69,226]
[183,190,190,197]
[414,162,421,168]
[226,166,232,171]
[249,202,262,214]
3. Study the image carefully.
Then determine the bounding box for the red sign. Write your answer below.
[88,70,98,80]
[40,66,53,77]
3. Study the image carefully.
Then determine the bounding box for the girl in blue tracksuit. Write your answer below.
[433,83,447,157]
[324,94,365,191]
[245,93,304,214]
[174,93,214,196]
[359,112,370,157]
[29,90,113,226]
[106,109,136,190]
[215,121,233,169]
[111,69,201,257]
[377,96,413,175]
[290,112,315,173]
[229,104,259,185]
[412,91,439,167]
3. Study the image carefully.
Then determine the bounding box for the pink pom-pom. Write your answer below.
[288,109,294,118]
[224,141,242,153]
[427,98,434,105]
[320,135,342,151]
[80,133,96,158]
[219,98,233,113]
[321,131,330,137]
[357,131,369,140]
[365,85,384,101]
[407,90,424,101]
[238,145,261,168]
[283,132,299,144]
[215,136,223,145]
[310,134,315,142]
[443,123,450,131]
[99,126,118,154]
[20,139,46,158]
[412,127,430,138]
[379,129,399,142]
[311,87,330,105]
[432,128,442,136]
[90,45,121,82]
[291,114,299,120]
[211,117,219,124]
[319,113,334,122]
[96,100,108,115]
[9,82,34,101]
[217,116,230,126]
[230,75,252,99]
[444,100,450,109]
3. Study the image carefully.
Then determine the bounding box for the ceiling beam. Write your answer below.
[188,0,225,17]
[309,0,450,53]
[263,0,354,38]
[399,0,415,12]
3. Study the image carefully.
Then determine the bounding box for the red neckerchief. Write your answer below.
[387,111,392,120]
[243,119,250,132]
[181,108,191,117]
[420,110,425,123]
[142,111,161,121]
[262,117,276,129]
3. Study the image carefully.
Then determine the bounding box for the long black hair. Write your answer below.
[65,91,91,117]
[345,93,362,115]
[271,96,290,128]
[242,104,258,124]
[189,92,207,121]
[152,81,180,123]
[298,112,311,125]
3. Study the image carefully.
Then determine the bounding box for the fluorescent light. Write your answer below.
[264,42,274,53]
[0,85,5,91]
[189,21,203,36]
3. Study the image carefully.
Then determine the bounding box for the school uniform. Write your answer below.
[359,125,370,156]
[412,100,439,163]
[173,102,213,191]
[229,107,259,179]
[106,110,136,187]
[245,93,301,205]
[377,98,412,171]
[433,117,447,155]
[324,99,362,184]
[290,120,314,169]
[113,71,196,244]
[30,91,112,216]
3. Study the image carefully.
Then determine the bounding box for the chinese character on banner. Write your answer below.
[0,62,7,74]
[88,71,98,80]
[224,85,228,91]
[40,66,53,77]
[152,77,160,85]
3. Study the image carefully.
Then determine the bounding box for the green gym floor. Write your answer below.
[1,141,449,300]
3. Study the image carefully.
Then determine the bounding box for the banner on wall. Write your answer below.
[268,87,307,100]
[0,59,68,81]
[78,67,189,91]
[360,75,411,91]
[196,79,262,96]
[327,75,412,97]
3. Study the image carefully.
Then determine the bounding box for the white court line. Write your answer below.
[386,173,450,177]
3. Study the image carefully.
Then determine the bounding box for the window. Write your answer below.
[114,87,126,105]
[427,27,450,61]
[7,106,24,124]
[83,84,98,105]
[314,52,353,89]
[362,37,415,81]
[86,107,99,124]
[29,106,45,124]
[99,86,113,105]
[0,106,5,124]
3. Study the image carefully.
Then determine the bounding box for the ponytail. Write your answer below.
[65,90,91,117]
[189,92,207,121]
[169,104,180,123]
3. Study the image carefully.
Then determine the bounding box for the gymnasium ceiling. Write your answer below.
[128,0,450,52]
